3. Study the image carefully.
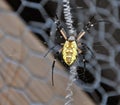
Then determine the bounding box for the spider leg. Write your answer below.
[76,16,96,42]
[76,16,96,41]
[52,58,56,86]
[83,16,97,32]
[54,15,67,40]
[77,16,108,41]
[78,48,87,81]
[83,16,108,32]
[44,45,58,57]
[81,43,95,58]
[82,54,87,81]
[44,45,61,86]
[77,30,86,41]
[82,55,86,71]
[51,48,62,86]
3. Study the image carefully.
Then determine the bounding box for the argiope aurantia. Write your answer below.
[45,15,106,86]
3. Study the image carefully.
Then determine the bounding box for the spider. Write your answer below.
[45,15,106,86]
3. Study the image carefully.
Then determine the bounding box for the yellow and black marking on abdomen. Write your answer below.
[62,41,78,65]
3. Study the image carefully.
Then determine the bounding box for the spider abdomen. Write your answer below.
[62,41,78,65]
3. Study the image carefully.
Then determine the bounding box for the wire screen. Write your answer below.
[5,0,120,105]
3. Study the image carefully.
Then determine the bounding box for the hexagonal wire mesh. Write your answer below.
[5,0,120,105]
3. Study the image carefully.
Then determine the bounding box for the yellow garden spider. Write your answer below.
[45,15,106,86]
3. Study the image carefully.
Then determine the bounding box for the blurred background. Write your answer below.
[0,0,120,105]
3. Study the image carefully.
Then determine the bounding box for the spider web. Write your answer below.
[5,0,120,105]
